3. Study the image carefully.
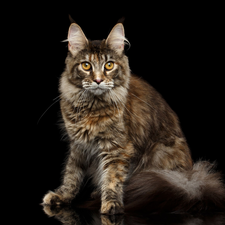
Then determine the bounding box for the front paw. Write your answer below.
[42,191,69,206]
[101,200,124,215]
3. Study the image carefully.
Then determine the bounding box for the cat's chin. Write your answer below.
[89,88,108,96]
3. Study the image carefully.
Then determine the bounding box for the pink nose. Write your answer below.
[94,78,103,84]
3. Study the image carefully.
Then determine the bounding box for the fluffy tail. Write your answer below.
[124,161,225,213]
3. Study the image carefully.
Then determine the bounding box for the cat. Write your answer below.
[42,22,225,214]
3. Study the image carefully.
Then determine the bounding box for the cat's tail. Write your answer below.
[124,161,225,213]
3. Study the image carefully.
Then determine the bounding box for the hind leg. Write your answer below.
[149,138,193,171]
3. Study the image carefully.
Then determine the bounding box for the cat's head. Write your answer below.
[60,23,130,98]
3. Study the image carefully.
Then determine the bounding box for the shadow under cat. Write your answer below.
[42,204,225,225]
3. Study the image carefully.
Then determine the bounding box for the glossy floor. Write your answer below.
[39,205,225,225]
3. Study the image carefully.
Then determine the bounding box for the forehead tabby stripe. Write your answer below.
[85,54,110,64]
[95,53,99,62]
[87,54,100,62]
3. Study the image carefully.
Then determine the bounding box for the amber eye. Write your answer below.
[104,62,114,71]
[82,62,91,71]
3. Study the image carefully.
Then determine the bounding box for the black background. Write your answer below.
[33,2,224,224]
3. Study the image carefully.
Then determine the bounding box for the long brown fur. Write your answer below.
[43,22,225,214]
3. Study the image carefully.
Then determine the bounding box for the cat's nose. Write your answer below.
[94,78,103,84]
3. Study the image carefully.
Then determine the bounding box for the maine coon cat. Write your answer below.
[43,22,225,214]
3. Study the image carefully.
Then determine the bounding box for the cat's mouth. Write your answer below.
[82,81,114,95]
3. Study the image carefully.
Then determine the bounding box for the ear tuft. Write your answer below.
[64,23,88,56]
[106,23,129,55]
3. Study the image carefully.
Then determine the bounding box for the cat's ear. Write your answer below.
[67,23,88,56]
[106,23,128,55]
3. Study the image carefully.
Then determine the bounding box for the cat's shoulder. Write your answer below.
[129,74,156,93]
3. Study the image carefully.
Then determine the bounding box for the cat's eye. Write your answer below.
[104,62,114,71]
[82,62,92,71]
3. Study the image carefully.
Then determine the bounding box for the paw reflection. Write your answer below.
[42,205,225,225]
[42,204,62,217]
[101,214,124,225]
[42,204,81,224]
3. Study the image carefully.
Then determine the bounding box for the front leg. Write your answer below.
[100,142,134,215]
[43,145,85,205]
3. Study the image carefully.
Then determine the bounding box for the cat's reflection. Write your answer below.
[42,205,225,225]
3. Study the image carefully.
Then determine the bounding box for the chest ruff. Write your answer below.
[60,97,126,150]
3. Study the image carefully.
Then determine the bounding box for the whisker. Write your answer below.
[52,95,61,101]
[37,89,81,125]
[37,97,61,124]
